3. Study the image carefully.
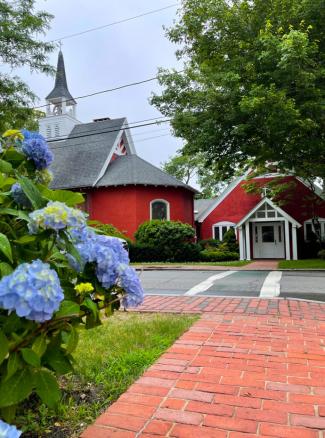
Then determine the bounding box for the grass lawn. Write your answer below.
[278,259,325,269]
[132,260,251,267]
[21,312,197,437]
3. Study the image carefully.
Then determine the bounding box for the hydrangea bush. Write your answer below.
[0,129,144,432]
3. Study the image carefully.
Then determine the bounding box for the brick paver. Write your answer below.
[81,297,325,437]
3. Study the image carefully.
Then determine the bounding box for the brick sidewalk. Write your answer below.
[81,297,325,437]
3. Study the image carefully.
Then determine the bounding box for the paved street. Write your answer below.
[138,269,325,302]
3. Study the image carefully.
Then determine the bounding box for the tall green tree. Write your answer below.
[162,150,225,197]
[151,0,325,183]
[0,0,54,132]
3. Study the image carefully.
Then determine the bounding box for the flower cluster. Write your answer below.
[0,260,64,322]
[118,264,145,307]
[68,227,143,307]
[29,201,86,233]
[21,130,53,170]
[0,420,21,438]
[10,183,31,208]
[75,282,94,295]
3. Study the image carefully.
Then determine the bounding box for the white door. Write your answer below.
[253,222,285,259]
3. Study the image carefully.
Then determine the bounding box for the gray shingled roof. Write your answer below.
[194,198,216,220]
[46,51,76,104]
[97,154,197,192]
[49,118,127,189]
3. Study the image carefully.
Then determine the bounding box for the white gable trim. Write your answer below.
[196,173,249,223]
[236,197,301,228]
[92,128,124,187]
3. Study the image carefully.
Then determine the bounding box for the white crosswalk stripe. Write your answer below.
[260,271,282,297]
[184,271,238,296]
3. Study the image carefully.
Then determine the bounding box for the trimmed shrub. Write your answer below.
[129,242,201,263]
[91,221,131,243]
[129,243,161,262]
[198,239,220,250]
[134,220,196,262]
[222,228,239,252]
[200,250,239,262]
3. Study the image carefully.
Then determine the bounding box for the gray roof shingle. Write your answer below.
[49,118,126,189]
[194,198,216,220]
[97,154,197,192]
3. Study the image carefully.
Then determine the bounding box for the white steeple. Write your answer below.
[39,50,80,140]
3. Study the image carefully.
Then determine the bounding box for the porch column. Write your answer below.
[245,223,251,260]
[238,226,244,260]
[292,225,298,260]
[285,220,290,260]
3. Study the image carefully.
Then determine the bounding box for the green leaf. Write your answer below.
[0,262,13,277]
[62,326,79,354]
[0,208,30,222]
[6,352,21,381]
[0,330,9,365]
[82,297,98,318]
[15,235,36,245]
[32,335,47,357]
[55,300,80,319]
[35,369,61,408]
[0,368,33,407]
[44,349,73,375]
[41,187,84,207]
[0,233,13,263]
[21,348,40,367]
[85,313,102,329]
[0,160,12,174]
[0,405,17,422]
[17,175,46,209]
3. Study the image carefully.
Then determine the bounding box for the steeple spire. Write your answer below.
[46,50,76,104]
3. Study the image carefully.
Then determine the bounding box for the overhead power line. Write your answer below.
[49,4,178,43]
[47,117,172,145]
[136,133,171,142]
[33,69,183,110]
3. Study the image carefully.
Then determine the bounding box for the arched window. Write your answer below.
[212,221,236,241]
[150,199,170,220]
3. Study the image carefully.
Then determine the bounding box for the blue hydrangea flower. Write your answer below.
[0,260,64,322]
[0,420,21,438]
[21,131,53,170]
[10,183,31,208]
[68,227,130,288]
[117,264,144,308]
[29,201,86,233]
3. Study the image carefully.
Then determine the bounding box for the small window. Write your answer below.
[278,226,282,243]
[262,225,275,243]
[151,200,169,220]
[304,219,325,242]
[212,222,236,241]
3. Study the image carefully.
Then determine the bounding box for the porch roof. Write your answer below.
[236,197,301,228]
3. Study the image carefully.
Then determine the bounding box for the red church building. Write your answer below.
[195,174,325,261]
[40,51,196,238]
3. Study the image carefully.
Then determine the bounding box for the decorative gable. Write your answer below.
[110,136,127,163]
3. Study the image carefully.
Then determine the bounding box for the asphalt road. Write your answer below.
[137,269,325,302]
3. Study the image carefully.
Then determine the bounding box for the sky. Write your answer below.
[17,0,184,169]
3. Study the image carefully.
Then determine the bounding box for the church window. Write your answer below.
[46,125,52,138]
[150,199,170,220]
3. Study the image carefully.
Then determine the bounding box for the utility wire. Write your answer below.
[49,4,178,43]
[135,133,171,142]
[47,118,172,145]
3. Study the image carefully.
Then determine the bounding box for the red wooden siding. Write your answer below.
[86,185,194,239]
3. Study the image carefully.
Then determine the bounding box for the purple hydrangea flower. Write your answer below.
[10,182,31,208]
[0,420,21,438]
[21,131,53,170]
[0,260,64,322]
[29,201,86,233]
[117,264,144,308]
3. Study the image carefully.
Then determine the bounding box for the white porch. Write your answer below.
[236,198,301,261]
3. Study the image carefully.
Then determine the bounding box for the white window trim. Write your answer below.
[212,221,236,241]
[150,199,170,220]
[304,218,325,241]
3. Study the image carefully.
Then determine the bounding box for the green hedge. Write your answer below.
[129,242,201,263]
[200,249,239,262]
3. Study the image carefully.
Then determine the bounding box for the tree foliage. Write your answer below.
[151,0,325,182]
[162,150,225,197]
[0,0,54,132]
